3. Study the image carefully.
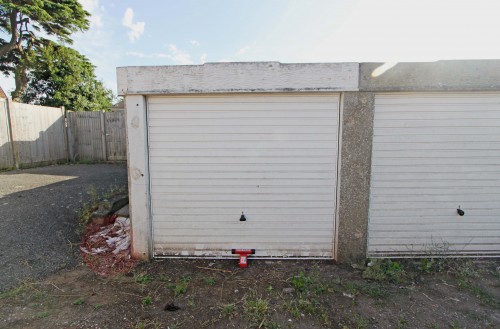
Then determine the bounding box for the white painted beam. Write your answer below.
[117,62,359,96]
[125,95,151,260]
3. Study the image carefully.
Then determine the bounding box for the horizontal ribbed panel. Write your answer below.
[148,94,339,258]
[368,93,500,257]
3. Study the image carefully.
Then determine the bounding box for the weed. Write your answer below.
[134,319,162,329]
[363,259,405,283]
[243,295,270,327]
[159,273,167,281]
[313,282,333,295]
[396,316,408,329]
[353,314,369,329]
[73,297,85,305]
[170,276,191,296]
[94,304,103,310]
[135,273,154,285]
[297,298,315,315]
[266,285,274,292]
[0,281,29,299]
[449,320,463,329]
[457,278,499,309]
[142,295,153,306]
[318,307,332,326]
[221,303,236,318]
[204,276,216,286]
[291,271,312,293]
[35,311,49,319]
[188,299,195,307]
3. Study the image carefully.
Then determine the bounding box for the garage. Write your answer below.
[368,93,500,257]
[148,94,340,258]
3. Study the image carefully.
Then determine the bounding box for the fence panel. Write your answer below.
[67,111,105,161]
[105,110,126,160]
[0,99,14,168]
[67,110,126,162]
[9,102,66,167]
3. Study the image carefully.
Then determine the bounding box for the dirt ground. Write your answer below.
[0,257,498,329]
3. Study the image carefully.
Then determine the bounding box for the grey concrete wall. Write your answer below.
[360,60,500,91]
[337,92,375,262]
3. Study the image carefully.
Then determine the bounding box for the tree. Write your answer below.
[21,43,113,111]
[0,0,89,100]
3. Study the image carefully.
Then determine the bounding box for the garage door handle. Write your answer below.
[457,206,465,216]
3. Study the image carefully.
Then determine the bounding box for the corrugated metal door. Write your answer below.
[148,94,340,258]
[369,93,500,257]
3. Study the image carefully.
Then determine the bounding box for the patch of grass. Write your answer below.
[94,304,103,310]
[204,276,216,286]
[449,320,463,329]
[220,303,236,318]
[72,297,85,305]
[353,314,369,329]
[291,271,312,293]
[396,316,408,329]
[134,272,154,285]
[133,319,162,329]
[363,259,405,283]
[243,295,270,327]
[457,278,499,309]
[142,295,153,306]
[0,282,29,299]
[35,311,49,319]
[170,276,191,296]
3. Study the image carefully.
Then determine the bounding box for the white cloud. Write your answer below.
[126,51,169,59]
[200,53,208,63]
[122,8,145,42]
[127,45,193,65]
[168,44,193,64]
[190,40,200,46]
[237,46,250,55]
[79,0,104,28]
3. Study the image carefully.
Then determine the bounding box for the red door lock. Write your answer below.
[231,249,255,268]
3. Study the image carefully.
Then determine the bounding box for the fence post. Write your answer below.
[6,99,19,168]
[99,110,107,161]
[60,106,70,162]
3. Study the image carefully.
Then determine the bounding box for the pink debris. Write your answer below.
[80,215,137,276]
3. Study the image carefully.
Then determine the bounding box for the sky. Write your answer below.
[2,0,500,96]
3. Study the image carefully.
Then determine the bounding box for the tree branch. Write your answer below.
[0,10,20,57]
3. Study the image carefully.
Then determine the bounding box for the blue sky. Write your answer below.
[2,0,500,96]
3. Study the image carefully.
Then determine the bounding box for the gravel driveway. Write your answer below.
[0,163,127,293]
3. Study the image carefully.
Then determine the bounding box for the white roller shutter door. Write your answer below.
[148,94,340,258]
[369,93,500,257]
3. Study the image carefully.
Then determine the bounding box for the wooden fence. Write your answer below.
[0,99,126,169]
[67,110,126,162]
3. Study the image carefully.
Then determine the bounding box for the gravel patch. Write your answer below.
[0,163,127,292]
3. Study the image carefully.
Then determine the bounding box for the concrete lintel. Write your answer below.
[337,92,375,262]
[360,60,500,92]
[117,62,359,96]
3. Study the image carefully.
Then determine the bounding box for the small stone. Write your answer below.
[282,287,295,294]
[342,292,355,298]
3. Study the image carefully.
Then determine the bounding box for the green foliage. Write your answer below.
[72,297,85,305]
[363,259,405,283]
[291,271,312,293]
[0,0,90,100]
[243,295,270,327]
[22,43,113,111]
[142,295,153,306]
[170,276,191,296]
[204,276,216,286]
[134,273,154,285]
